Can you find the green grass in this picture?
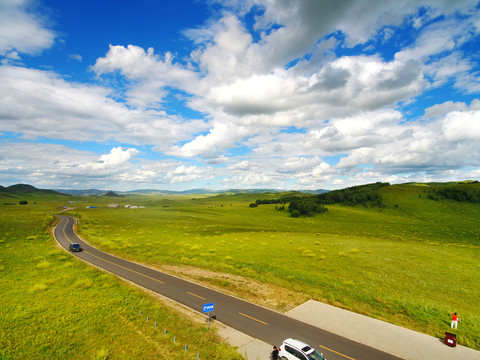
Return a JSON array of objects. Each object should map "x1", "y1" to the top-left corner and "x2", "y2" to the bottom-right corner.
[
  {"x1": 67, "y1": 185, "x2": 480, "y2": 350},
  {"x1": 0, "y1": 199, "x2": 243, "y2": 359},
  {"x1": 2, "y1": 183, "x2": 480, "y2": 354}
]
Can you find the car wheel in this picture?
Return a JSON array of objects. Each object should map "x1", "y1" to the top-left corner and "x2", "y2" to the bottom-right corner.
[{"x1": 281, "y1": 357, "x2": 288, "y2": 360}]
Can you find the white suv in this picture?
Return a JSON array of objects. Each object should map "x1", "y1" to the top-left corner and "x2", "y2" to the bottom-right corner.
[{"x1": 278, "y1": 338, "x2": 326, "y2": 360}]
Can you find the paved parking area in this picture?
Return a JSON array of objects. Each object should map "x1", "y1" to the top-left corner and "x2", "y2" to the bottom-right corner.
[{"x1": 221, "y1": 299, "x2": 480, "y2": 360}]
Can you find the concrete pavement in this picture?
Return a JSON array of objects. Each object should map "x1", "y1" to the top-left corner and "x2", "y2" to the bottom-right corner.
[{"x1": 221, "y1": 300, "x2": 480, "y2": 360}]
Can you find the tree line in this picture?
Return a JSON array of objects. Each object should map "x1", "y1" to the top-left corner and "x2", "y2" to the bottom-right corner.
[
  {"x1": 428, "y1": 187, "x2": 480, "y2": 203},
  {"x1": 250, "y1": 182, "x2": 390, "y2": 217},
  {"x1": 315, "y1": 182, "x2": 389, "y2": 206},
  {"x1": 249, "y1": 193, "x2": 327, "y2": 217}
]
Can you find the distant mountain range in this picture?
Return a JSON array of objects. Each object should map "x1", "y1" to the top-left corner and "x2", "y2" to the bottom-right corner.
[
  {"x1": 0, "y1": 184, "x2": 64, "y2": 196},
  {"x1": 55, "y1": 188, "x2": 330, "y2": 196},
  {"x1": 1, "y1": 184, "x2": 329, "y2": 197},
  {"x1": 2, "y1": 181, "x2": 479, "y2": 198}
]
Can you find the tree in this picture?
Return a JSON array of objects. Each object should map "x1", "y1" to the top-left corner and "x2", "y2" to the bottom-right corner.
[
  {"x1": 289, "y1": 198, "x2": 327, "y2": 216},
  {"x1": 290, "y1": 210, "x2": 300, "y2": 218}
]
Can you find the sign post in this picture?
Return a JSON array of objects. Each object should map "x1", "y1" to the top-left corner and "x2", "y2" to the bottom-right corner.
[{"x1": 202, "y1": 302, "x2": 214, "y2": 330}]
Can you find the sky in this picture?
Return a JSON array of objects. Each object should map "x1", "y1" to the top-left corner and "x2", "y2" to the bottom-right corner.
[{"x1": 1, "y1": 0, "x2": 480, "y2": 191}]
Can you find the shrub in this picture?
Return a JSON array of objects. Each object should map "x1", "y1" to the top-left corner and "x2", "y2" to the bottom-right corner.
[
  {"x1": 289, "y1": 198, "x2": 327, "y2": 216},
  {"x1": 316, "y1": 182, "x2": 389, "y2": 206}
]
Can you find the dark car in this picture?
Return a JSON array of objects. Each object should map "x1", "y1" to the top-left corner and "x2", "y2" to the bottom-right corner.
[{"x1": 69, "y1": 243, "x2": 82, "y2": 252}]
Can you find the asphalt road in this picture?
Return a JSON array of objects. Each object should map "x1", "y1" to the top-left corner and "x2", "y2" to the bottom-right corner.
[{"x1": 54, "y1": 215, "x2": 402, "y2": 360}]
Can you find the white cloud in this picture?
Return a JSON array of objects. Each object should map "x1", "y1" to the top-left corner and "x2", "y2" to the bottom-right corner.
[
  {"x1": 296, "y1": 161, "x2": 334, "y2": 187},
  {"x1": 164, "y1": 165, "x2": 214, "y2": 184},
  {"x1": 0, "y1": 66, "x2": 207, "y2": 149},
  {"x1": 247, "y1": 0, "x2": 477, "y2": 63},
  {"x1": 276, "y1": 156, "x2": 324, "y2": 175},
  {"x1": 170, "y1": 122, "x2": 253, "y2": 158},
  {"x1": 228, "y1": 173, "x2": 282, "y2": 188},
  {"x1": 93, "y1": 45, "x2": 199, "y2": 108},
  {"x1": 68, "y1": 54, "x2": 82, "y2": 62},
  {"x1": 332, "y1": 103, "x2": 480, "y2": 174},
  {"x1": 394, "y1": 9, "x2": 480, "y2": 92},
  {"x1": 228, "y1": 160, "x2": 255, "y2": 172},
  {"x1": 0, "y1": 142, "x2": 113, "y2": 188},
  {"x1": 2, "y1": 0, "x2": 480, "y2": 190},
  {"x1": 0, "y1": 141, "x2": 217, "y2": 189},
  {"x1": 91, "y1": 147, "x2": 139, "y2": 170},
  {"x1": 424, "y1": 101, "x2": 468, "y2": 119},
  {"x1": 0, "y1": 0, "x2": 55, "y2": 55},
  {"x1": 442, "y1": 109, "x2": 480, "y2": 142}
]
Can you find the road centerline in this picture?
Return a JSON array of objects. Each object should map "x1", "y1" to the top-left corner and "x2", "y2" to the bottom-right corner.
[
  {"x1": 58, "y1": 216, "x2": 164, "y2": 286},
  {"x1": 187, "y1": 291, "x2": 206, "y2": 300},
  {"x1": 85, "y1": 250, "x2": 165, "y2": 285},
  {"x1": 239, "y1": 312, "x2": 268, "y2": 325},
  {"x1": 53, "y1": 215, "x2": 404, "y2": 360},
  {"x1": 318, "y1": 344, "x2": 356, "y2": 360}
]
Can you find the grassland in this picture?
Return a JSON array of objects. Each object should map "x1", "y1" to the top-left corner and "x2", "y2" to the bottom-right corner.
[
  {"x1": 2, "y1": 182, "x2": 479, "y2": 356},
  {"x1": 0, "y1": 195, "x2": 243, "y2": 359},
  {"x1": 66, "y1": 184, "x2": 480, "y2": 350}
]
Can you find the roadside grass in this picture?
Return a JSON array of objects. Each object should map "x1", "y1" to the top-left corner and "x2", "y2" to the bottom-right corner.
[
  {"x1": 70, "y1": 186, "x2": 480, "y2": 350},
  {"x1": 0, "y1": 200, "x2": 243, "y2": 359}
]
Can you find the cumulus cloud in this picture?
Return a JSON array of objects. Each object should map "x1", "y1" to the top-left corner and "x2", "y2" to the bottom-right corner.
[
  {"x1": 333, "y1": 103, "x2": 480, "y2": 174},
  {"x1": 2, "y1": 0, "x2": 480, "y2": 190},
  {"x1": 442, "y1": 108, "x2": 480, "y2": 142},
  {"x1": 0, "y1": 66, "x2": 208, "y2": 148},
  {"x1": 164, "y1": 165, "x2": 215, "y2": 183},
  {"x1": 424, "y1": 101, "x2": 469, "y2": 119},
  {"x1": 169, "y1": 122, "x2": 253, "y2": 158},
  {"x1": 0, "y1": 142, "x2": 115, "y2": 188},
  {"x1": 92, "y1": 45, "x2": 198, "y2": 108},
  {"x1": 91, "y1": 147, "x2": 140, "y2": 170},
  {"x1": 0, "y1": 141, "x2": 217, "y2": 189},
  {"x1": 0, "y1": 0, "x2": 55, "y2": 55}
]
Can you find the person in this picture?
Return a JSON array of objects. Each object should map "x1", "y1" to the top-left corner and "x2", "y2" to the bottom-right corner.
[
  {"x1": 271, "y1": 345, "x2": 279, "y2": 360},
  {"x1": 451, "y1": 312, "x2": 459, "y2": 329}
]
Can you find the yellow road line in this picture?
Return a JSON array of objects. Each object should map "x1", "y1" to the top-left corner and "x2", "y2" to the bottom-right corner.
[
  {"x1": 187, "y1": 292, "x2": 206, "y2": 300},
  {"x1": 317, "y1": 345, "x2": 356, "y2": 360},
  {"x1": 239, "y1": 312, "x2": 268, "y2": 325},
  {"x1": 85, "y1": 250, "x2": 165, "y2": 284},
  {"x1": 60, "y1": 218, "x2": 164, "y2": 285}
]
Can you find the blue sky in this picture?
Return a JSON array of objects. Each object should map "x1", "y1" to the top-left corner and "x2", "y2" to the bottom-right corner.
[{"x1": 1, "y1": 0, "x2": 480, "y2": 191}]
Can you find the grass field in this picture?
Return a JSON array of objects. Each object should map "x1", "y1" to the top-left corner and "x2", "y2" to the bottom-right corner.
[
  {"x1": 67, "y1": 184, "x2": 480, "y2": 350},
  {"x1": 2, "y1": 182, "x2": 479, "y2": 357},
  {"x1": 0, "y1": 196, "x2": 243, "y2": 359}
]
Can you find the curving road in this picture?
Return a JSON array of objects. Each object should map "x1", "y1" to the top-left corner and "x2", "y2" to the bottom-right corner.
[{"x1": 54, "y1": 215, "x2": 401, "y2": 360}]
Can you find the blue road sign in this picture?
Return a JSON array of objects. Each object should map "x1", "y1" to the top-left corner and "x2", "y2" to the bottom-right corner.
[{"x1": 202, "y1": 302, "x2": 214, "y2": 313}]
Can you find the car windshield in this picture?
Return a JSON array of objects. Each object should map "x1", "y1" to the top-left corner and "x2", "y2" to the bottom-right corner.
[
  {"x1": 72, "y1": 244, "x2": 80, "y2": 248},
  {"x1": 306, "y1": 350, "x2": 325, "y2": 360}
]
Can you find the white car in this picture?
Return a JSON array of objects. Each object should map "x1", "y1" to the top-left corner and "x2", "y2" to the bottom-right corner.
[{"x1": 278, "y1": 338, "x2": 326, "y2": 360}]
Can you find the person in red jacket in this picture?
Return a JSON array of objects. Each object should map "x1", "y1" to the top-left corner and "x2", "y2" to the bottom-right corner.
[{"x1": 451, "y1": 312, "x2": 459, "y2": 329}]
